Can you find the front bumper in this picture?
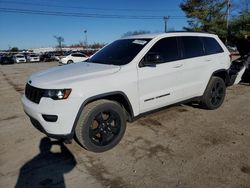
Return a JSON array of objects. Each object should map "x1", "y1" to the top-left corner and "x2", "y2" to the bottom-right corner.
[{"x1": 21, "y1": 94, "x2": 82, "y2": 137}]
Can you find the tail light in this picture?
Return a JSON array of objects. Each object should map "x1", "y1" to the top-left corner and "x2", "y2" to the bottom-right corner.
[{"x1": 229, "y1": 54, "x2": 233, "y2": 62}]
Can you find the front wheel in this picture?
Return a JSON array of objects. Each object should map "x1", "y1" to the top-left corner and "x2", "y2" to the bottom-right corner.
[
  {"x1": 67, "y1": 60, "x2": 73, "y2": 64},
  {"x1": 75, "y1": 99, "x2": 127, "y2": 152},
  {"x1": 201, "y1": 76, "x2": 226, "y2": 110}
]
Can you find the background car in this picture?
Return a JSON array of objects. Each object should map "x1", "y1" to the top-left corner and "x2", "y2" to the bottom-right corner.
[
  {"x1": 40, "y1": 54, "x2": 54, "y2": 62},
  {"x1": 59, "y1": 52, "x2": 88, "y2": 64},
  {"x1": 0, "y1": 56, "x2": 14, "y2": 65},
  {"x1": 27, "y1": 54, "x2": 40, "y2": 62},
  {"x1": 13, "y1": 54, "x2": 26, "y2": 63}
]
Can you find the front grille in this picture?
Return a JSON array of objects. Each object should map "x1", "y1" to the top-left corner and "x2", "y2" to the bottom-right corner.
[{"x1": 25, "y1": 84, "x2": 45, "y2": 104}]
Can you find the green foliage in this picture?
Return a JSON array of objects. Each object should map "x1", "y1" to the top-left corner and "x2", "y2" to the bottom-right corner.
[
  {"x1": 230, "y1": 11, "x2": 250, "y2": 38},
  {"x1": 10, "y1": 47, "x2": 18, "y2": 52},
  {"x1": 122, "y1": 30, "x2": 150, "y2": 37},
  {"x1": 180, "y1": 0, "x2": 228, "y2": 38}
]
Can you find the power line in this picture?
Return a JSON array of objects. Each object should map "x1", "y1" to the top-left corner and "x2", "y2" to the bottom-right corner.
[
  {"x1": 0, "y1": 0, "x2": 181, "y2": 13},
  {"x1": 0, "y1": 7, "x2": 187, "y2": 20}
]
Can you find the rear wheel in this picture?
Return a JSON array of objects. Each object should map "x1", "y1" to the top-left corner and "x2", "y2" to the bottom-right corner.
[
  {"x1": 201, "y1": 77, "x2": 226, "y2": 110},
  {"x1": 75, "y1": 99, "x2": 126, "y2": 152},
  {"x1": 67, "y1": 60, "x2": 73, "y2": 64}
]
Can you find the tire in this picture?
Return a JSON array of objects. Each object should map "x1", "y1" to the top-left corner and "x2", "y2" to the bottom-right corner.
[
  {"x1": 201, "y1": 76, "x2": 226, "y2": 110},
  {"x1": 67, "y1": 60, "x2": 73, "y2": 64},
  {"x1": 75, "y1": 99, "x2": 127, "y2": 152}
]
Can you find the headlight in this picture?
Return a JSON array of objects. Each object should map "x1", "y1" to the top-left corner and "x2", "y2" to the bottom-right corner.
[{"x1": 44, "y1": 89, "x2": 71, "y2": 100}]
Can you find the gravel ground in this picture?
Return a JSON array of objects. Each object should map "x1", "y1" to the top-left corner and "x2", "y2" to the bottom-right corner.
[{"x1": 0, "y1": 62, "x2": 250, "y2": 188}]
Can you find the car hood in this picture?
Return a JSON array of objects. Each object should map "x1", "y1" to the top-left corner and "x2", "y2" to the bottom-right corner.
[{"x1": 28, "y1": 62, "x2": 121, "y2": 88}]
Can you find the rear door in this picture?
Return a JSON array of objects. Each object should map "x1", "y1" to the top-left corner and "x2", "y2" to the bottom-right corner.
[{"x1": 177, "y1": 36, "x2": 211, "y2": 98}]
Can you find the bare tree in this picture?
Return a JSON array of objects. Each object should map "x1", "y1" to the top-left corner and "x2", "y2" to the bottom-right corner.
[{"x1": 54, "y1": 35, "x2": 64, "y2": 52}]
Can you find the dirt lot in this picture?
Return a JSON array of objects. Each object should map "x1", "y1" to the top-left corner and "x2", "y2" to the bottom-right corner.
[{"x1": 0, "y1": 62, "x2": 250, "y2": 188}]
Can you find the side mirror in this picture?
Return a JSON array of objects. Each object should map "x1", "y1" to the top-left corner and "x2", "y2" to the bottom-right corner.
[{"x1": 142, "y1": 52, "x2": 163, "y2": 67}]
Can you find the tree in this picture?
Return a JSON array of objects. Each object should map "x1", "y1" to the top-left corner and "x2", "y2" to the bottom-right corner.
[
  {"x1": 122, "y1": 30, "x2": 150, "y2": 37},
  {"x1": 230, "y1": 11, "x2": 250, "y2": 38},
  {"x1": 54, "y1": 35, "x2": 64, "y2": 52},
  {"x1": 180, "y1": 0, "x2": 228, "y2": 38},
  {"x1": 10, "y1": 47, "x2": 18, "y2": 52}
]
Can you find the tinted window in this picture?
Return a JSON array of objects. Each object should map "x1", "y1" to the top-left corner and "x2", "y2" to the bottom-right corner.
[
  {"x1": 146, "y1": 37, "x2": 180, "y2": 63},
  {"x1": 71, "y1": 54, "x2": 78, "y2": 57},
  {"x1": 202, "y1": 37, "x2": 224, "y2": 55},
  {"x1": 78, "y1": 54, "x2": 86, "y2": 57},
  {"x1": 181, "y1": 36, "x2": 204, "y2": 58},
  {"x1": 88, "y1": 39, "x2": 151, "y2": 65}
]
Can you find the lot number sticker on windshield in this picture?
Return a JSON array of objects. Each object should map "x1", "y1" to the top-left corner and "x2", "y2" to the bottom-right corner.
[{"x1": 132, "y1": 40, "x2": 148, "y2": 45}]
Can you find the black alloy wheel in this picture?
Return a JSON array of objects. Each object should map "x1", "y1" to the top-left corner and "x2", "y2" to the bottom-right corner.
[{"x1": 75, "y1": 99, "x2": 127, "y2": 152}]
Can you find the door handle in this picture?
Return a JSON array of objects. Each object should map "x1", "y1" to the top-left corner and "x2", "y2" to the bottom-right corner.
[
  {"x1": 205, "y1": 59, "x2": 212, "y2": 62},
  {"x1": 173, "y1": 64, "x2": 183, "y2": 68}
]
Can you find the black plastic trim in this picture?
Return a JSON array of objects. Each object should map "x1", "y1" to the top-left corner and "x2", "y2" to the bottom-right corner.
[
  {"x1": 132, "y1": 96, "x2": 201, "y2": 122},
  {"x1": 26, "y1": 113, "x2": 72, "y2": 139},
  {"x1": 42, "y1": 114, "x2": 58, "y2": 122},
  {"x1": 211, "y1": 69, "x2": 230, "y2": 86}
]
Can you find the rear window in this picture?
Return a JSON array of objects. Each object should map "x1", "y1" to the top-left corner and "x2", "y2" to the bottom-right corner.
[
  {"x1": 202, "y1": 37, "x2": 224, "y2": 55},
  {"x1": 181, "y1": 36, "x2": 204, "y2": 59},
  {"x1": 146, "y1": 37, "x2": 180, "y2": 63}
]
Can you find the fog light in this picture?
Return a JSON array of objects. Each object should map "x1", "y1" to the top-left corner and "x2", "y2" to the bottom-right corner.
[{"x1": 42, "y1": 114, "x2": 58, "y2": 122}]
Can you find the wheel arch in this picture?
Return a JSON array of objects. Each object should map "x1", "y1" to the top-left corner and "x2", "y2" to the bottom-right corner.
[
  {"x1": 211, "y1": 69, "x2": 230, "y2": 86},
  {"x1": 70, "y1": 91, "x2": 134, "y2": 137}
]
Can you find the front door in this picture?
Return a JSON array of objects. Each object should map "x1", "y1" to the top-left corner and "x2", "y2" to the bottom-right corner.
[{"x1": 138, "y1": 37, "x2": 185, "y2": 113}]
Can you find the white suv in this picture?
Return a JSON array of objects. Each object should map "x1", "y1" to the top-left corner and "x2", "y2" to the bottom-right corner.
[{"x1": 22, "y1": 32, "x2": 245, "y2": 152}]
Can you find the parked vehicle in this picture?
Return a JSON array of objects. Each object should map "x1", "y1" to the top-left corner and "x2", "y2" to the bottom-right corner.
[
  {"x1": 22, "y1": 32, "x2": 245, "y2": 152},
  {"x1": 0, "y1": 56, "x2": 14, "y2": 65},
  {"x1": 226, "y1": 45, "x2": 238, "y2": 53},
  {"x1": 40, "y1": 54, "x2": 54, "y2": 62},
  {"x1": 59, "y1": 53, "x2": 88, "y2": 64},
  {"x1": 240, "y1": 53, "x2": 250, "y2": 84},
  {"x1": 52, "y1": 52, "x2": 70, "y2": 61},
  {"x1": 27, "y1": 54, "x2": 40, "y2": 62},
  {"x1": 13, "y1": 54, "x2": 27, "y2": 63}
]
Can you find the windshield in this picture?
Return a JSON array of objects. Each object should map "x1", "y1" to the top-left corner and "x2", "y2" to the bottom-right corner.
[
  {"x1": 87, "y1": 38, "x2": 151, "y2": 65},
  {"x1": 30, "y1": 55, "x2": 38, "y2": 57},
  {"x1": 16, "y1": 55, "x2": 24, "y2": 58}
]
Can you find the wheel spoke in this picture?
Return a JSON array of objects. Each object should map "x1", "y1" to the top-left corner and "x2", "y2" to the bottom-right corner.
[
  {"x1": 100, "y1": 132, "x2": 109, "y2": 145},
  {"x1": 108, "y1": 125, "x2": 118, "y2": 134},
  {"x1": 92, "y1": 127, "x2": 101, "y2": 136},
  {"x1": 89, "y1": 109, "x2": 121, "y2": 147},
  {"x1": 106, "y1": 113, "x2": 115, "y2": 124},
  {"x1": 95, "y1": 113, "x2": 104, "y2": 124}
]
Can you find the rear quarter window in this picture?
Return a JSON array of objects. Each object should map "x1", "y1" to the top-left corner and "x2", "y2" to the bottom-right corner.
[{"x1": 202, "y1": 37, "x2": 224, "y2": 55}]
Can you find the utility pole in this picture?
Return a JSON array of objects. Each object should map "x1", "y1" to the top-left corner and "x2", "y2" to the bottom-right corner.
[
  {"x1": 163, "y1": 16, "x2": 170, "y2": 33},
  {"x1": 84, "y1": 29, "x2": 87, "y2": 47},
  {"x1": 226, "y1": 0, "x2": 231, "y2": 30},
  {"x1": 226, "y1": 0, "x2": 231, "y2": 44}
]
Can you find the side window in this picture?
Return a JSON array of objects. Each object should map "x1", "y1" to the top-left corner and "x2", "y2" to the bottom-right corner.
[
  {"x1": 202, "y1": 37, "x2": 224, "y2": 55},
  {"x1": 78, "y1": 54, "x2": 86, "y2": 57},
  {"x1": 146, "y1": 37, "x2": 180, "y2": 63},
  {"x1": 71, "y1": 54, "x2": 77, "y2": 57},
  {"x1": 181, "y1": 36, "x2": 204, "y2": 59}
]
